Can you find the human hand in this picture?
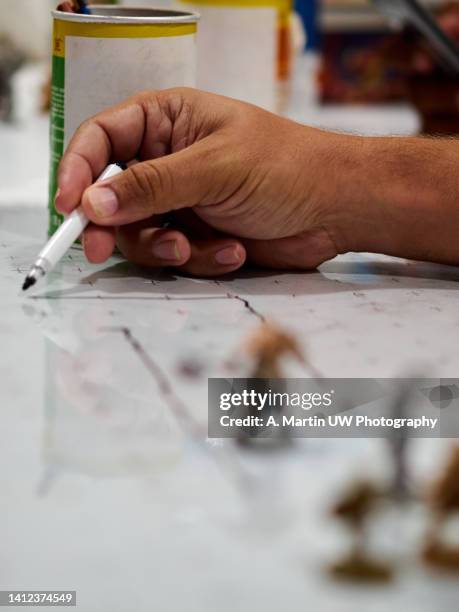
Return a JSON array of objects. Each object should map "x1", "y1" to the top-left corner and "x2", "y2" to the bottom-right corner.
[{"x1": 55, "y1": 88, "x2": 348, "y2": 276}]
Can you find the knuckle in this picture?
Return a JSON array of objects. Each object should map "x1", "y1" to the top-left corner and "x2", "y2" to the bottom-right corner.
[
  {"x1": 124, "y1": 162, "x2": 171, "y2": 212},
  {"x1": 126, "y1": 164, "x2": 154, "y2": 200},
  {"x1": 74, "y1": 115, "x2": 98, "y2": 138},
  {"x1": 161, "y1": 86, "x2": 192, "y2": 100},
  {"x1": 136, "y1": 89, "x2": 157, "y2": 100},
  {"x1": 132, "y1": 89, "x2": 158, "y2": 107},
  {"x1": 75, "y1": 117, "x2": 91, "y2": 135}
]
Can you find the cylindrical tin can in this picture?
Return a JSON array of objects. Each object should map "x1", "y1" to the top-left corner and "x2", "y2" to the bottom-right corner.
[
  {"x1": 177, "y1": 0, "x2": 293, "y2": 113},
  {"x1": 49, "y1": 5, "x2": 199, "y2": 236}
]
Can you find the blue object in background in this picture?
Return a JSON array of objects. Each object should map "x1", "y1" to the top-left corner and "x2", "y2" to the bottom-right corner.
[
  {"x1": 76, "y1": 0, "x2": 92, "y2": 14},
  {"x1": 295, "y1": 0, "x2": 320, "y2": 50}
]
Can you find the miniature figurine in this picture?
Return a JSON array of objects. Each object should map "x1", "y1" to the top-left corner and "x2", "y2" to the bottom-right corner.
[
  {"x1": 237, "y1": 322, "x2": 304, "y2": 448},
  {"x1": 244, "y1": 321, "x2": 304, "y2": 379},
  {"x1": 387, "y1": 382, "x2": 414, "y2": 502},
  {"x1": 423, "y1": 446, "x2": 459, "y2": 572},
  {"x1": 328, "y1": 481, "x2": 394, "y2": 583}
]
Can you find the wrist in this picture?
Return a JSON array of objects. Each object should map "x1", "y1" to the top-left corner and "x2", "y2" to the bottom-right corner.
[
  {"x1": 321, "y1": 134, "x2": 405, "y2": 255},
  {"x1": 297, "y1": 129, "x2": 378, "y2": 255},
  {"x1": 310, "y1": 133, "x2": 459, "y2": 264}
]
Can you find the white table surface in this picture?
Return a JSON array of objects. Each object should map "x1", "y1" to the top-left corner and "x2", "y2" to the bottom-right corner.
[{"x1": 1, "y1": 57, "x2": 457, "y2": 612}]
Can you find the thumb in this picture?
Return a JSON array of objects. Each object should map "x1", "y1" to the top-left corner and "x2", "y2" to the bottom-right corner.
[{"x1": 81, "y1": 140, "x2": 216, "y2": 226}]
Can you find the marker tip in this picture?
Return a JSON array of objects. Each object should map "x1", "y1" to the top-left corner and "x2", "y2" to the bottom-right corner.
[{"x1": 22, "y1": 276, "x2": 37, "y2": 292}]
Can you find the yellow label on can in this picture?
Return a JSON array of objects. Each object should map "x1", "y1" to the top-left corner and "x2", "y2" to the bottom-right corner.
[{"x1": 53, "y1": 20, "x2": 197, "y2": 58}]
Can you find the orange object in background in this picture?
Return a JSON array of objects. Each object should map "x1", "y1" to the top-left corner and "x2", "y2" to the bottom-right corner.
[{"x1": 278, "y1": 3, "x2": 293, "y2": 82}]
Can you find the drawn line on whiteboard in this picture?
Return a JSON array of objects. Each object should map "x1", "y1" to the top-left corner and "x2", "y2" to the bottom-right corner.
[
  {"x1": 213, "y1": 281, "x2": 266, "y2": 323},
  {"x1": 231, "y1": 294, "x2": 266, "y2": 323},
  {"x1": 101, "y1": 325, "x2": 255, "y2": 495},
  {"x1": 29, "y1": 295, "x2": 233, "y2": 302}
]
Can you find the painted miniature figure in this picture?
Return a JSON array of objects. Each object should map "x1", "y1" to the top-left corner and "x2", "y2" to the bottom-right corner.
[
  {"x1": 245, "y1": 321, "x2": 304, "y2": 379},
  {"x1": 237, "y1": 322, "x2": 304, "y2": 448},
  {"x1": 329, "y1": 481, "x2": 394, "y2": 583},
  {"x1": 423, "y1": 446, "x2": 459, "y2": 572}
]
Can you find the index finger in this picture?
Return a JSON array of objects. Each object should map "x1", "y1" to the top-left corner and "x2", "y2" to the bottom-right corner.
[{"x1": 55, "y1": 99, "x2": 146, "y2": 214}]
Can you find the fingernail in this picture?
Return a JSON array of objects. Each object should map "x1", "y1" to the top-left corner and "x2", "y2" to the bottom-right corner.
[
  {"x1": 215, "y1": 246, "x2": 242, "y2": 266},
  {"x1": 153, "y1": 240, "x2": 181, "y2": 261},
  {"x1": 87, "y1": 187, "x2": 119, "y2": 218},
  {"x1": 54, "y1": 188, "x2": 62, "y2": 211}
]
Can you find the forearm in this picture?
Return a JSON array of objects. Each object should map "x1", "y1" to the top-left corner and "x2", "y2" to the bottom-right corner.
[{"x1": 322, "y1": 133, "x2": 459, "y2": 264}]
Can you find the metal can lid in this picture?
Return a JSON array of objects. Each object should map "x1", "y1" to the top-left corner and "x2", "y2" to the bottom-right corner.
[{"x1": 52, "y1": 5, "x2": 200, "y2": 25}]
